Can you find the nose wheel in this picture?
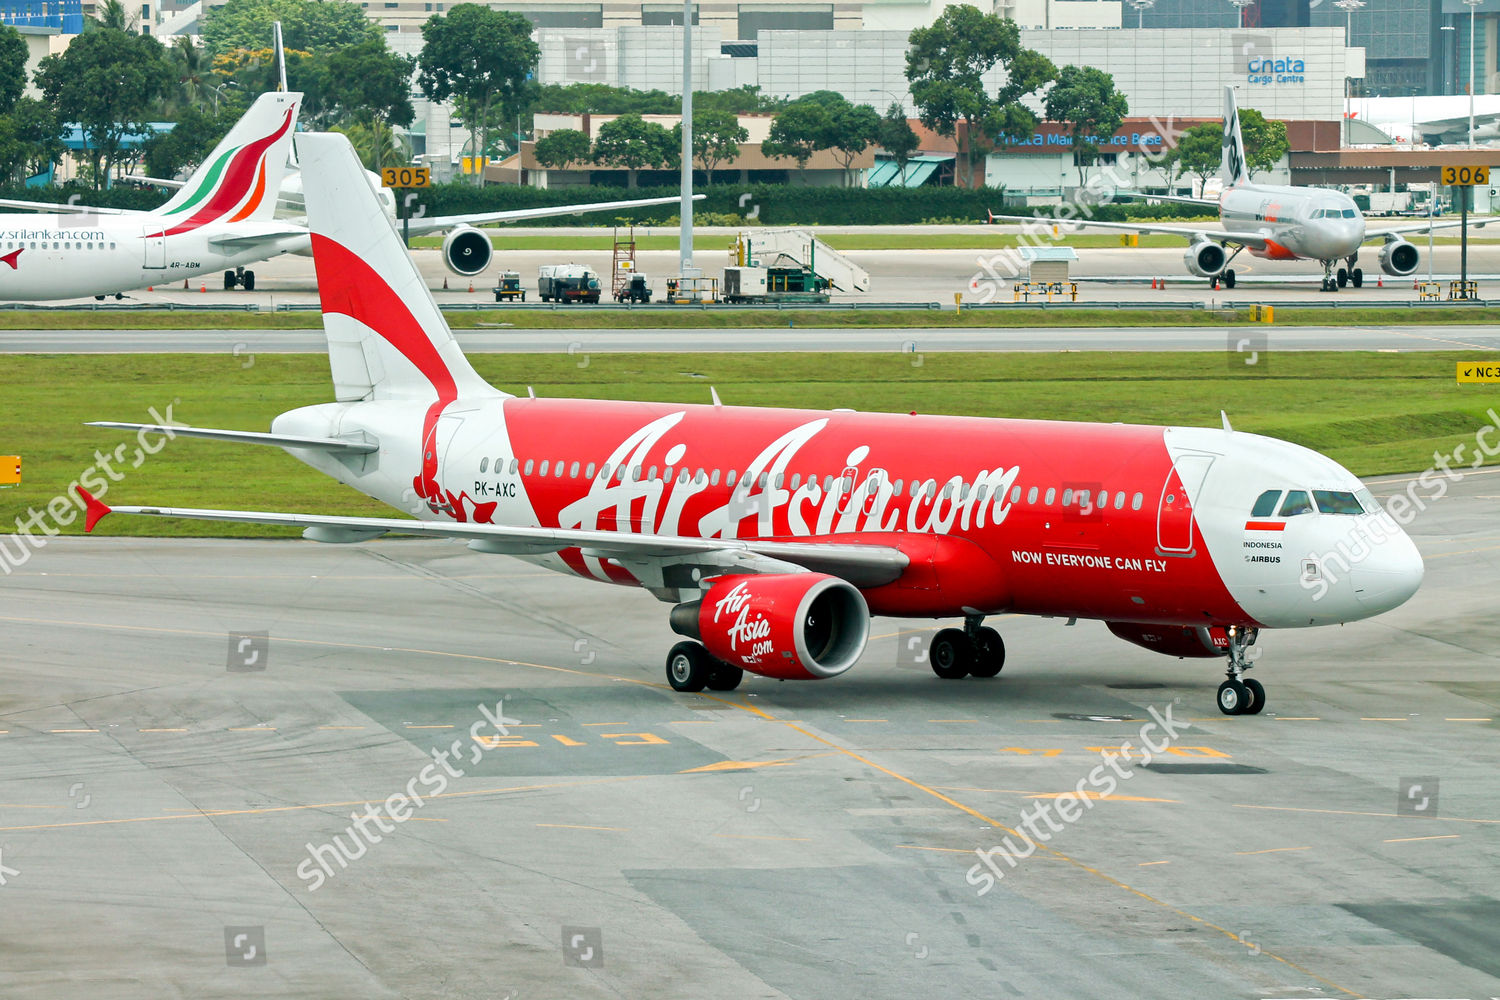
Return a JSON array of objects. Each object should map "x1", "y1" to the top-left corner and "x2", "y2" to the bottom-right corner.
[
  {"x1": 1216, "y1": 626, "x2": 1265, "y2": 715},
  {"x1": 929, "y1": 616, "x2": 1006, "y2": 679}
]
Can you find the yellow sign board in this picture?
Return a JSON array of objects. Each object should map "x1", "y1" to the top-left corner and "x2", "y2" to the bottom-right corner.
[
  {"x1": 1441, "y1": 165, "x2": 1490, "y2": 186},
  {"x1": 380, "y1": 166, "x2": 430, "y2": 188},
  {"x1": 0, "y1": 456, "x2": 19, "y2": 486},
  {"x1": 1456, "y1": 362, "x2": 1500, "y2": 383}
]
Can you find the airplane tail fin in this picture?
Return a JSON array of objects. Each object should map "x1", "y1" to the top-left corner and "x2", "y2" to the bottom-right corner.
[
  {"x1": 273, "y1": 21, "x2": 298, "y2": 168},
  {"x1": 1221, "y1": 86, "x2": 1249, "y2": 189},
  {"x1": 297, "y1": 131, "x2": 504, "y2": 404},
  {"x1": 153, "y1": 91, "x2": 300, "y2": 229}
]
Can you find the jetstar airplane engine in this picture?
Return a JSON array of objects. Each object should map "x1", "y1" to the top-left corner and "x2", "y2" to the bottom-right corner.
[
  {"x1": 442, "y1": 225, "x2": 492, "y2": 276},
  {"x1": 1379, "y1": 237, "x2": 1419, "y2": 277},
  {"x1": 1183, "y1": 237, "x2": 1227, "y2": 278},
  {"x1": 1107, "y1": 621, "x2": 1230, "y2": 658},
  {"x1": 669, "y1": 573, "x2": 870, "y2": 680}
]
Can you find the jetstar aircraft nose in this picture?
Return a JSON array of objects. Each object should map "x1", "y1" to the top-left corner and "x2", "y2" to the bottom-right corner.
[{"x1": 1349, "y1": 528, "x2": 1424, "y2": 615}]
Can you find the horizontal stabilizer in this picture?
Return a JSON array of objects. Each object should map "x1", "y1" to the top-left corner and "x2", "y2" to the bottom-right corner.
[{"x1": 85, "y1": 422, "x2": 377, "y2": 454}]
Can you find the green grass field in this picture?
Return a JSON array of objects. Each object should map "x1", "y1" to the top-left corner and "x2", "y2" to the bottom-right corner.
[
  {"x1": 1, "y1": 351, "x2": 1496, "y2": 539},
  {"x1": 4, "y1": 305, "x2": 1500, "y2": 330}
]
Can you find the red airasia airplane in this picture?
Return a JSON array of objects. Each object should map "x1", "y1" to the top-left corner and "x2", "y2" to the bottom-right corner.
[{"x1": 76, "y1": 133, "x2": 1424, "y2": 716}]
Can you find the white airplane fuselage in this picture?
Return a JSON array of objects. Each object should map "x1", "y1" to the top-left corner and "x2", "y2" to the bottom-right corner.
[
  {"x1": 1218, "y1": 183, "x2": 1366, "y2": 263},
  {"x1": 0, "y1": 214, "x2": 309, "y2": 300}
]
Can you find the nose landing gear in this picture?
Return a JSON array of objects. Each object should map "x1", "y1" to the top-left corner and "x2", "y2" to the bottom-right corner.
[
  {"x1": 929, "y1": 615, "x2": 1006, "y2": 679},
  {"x1": 1216, "y1": 625, "x2": 1265, "y2": 715}
]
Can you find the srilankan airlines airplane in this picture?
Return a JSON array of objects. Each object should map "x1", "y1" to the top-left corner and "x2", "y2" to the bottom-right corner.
[
  {"x1": 0, "y1": 96, "x2": 693, "y2": 299},
  {"x1": 990, "y1": 87, "x2": 1492, "y2": 292},
  {"x1": 75, "y1": 132, "x2": 1424, "y2": 716}
]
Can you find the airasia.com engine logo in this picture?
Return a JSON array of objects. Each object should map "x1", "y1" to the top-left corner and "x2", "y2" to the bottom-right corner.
[{"x1": 713, "y1": 581, "x2": 773, "y2": 663}]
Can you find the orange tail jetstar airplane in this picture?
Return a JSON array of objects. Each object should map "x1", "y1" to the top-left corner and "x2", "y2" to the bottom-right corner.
[
  {"x1": 990, "y1": 87, "x2": 1493, "y2": 292},
  {"x1": 77, "y1": 133, "x2": 1424, "y2": 716}
]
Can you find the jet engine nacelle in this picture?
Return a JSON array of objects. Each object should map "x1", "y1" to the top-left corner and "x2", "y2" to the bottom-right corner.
[
  {"x1": 670, "y1": 573, "x2": 869, "y2": 680},
  {"x1": 1107, "y1": 621, "x2": 1229, "y2": 658},
  {"x1": 1379, "y1": 237, "x2": 1419, "y2": 277},
  {"x1": 442, "y1": 225, "x2": 492, "y2": 276},
  {"x1": 1183, "y1": 238, "x2": 1227, "y2": 278}
]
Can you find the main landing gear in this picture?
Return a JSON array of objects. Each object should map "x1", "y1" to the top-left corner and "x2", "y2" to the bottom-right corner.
[
  {"x1": 1320, "y1": 258, "x2": 1362, "y2": 292},
  {"x1": 665, "y1": 640, "x2": 744, "y2": 693},
  {"x1": 928, "y1": 615, "x2": 1006, "y2": 680},
  {"x1": 223, "y1": 266, "x2": 256, "y2": 291},
  {"x1": 1215, "y1": 625, "x2": 1265, "y2": 716}
]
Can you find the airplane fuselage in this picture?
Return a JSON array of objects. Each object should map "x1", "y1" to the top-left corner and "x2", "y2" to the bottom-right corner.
[
  {"x1": 272, "y1": 396, "x2": 1421, "y2": 632},
  {"x1": 0, "y1": 213, "x2": 309, "y2": 300},
  {"x1": 1218, "y1": 183, "x2": 1366, "y2": 262}
]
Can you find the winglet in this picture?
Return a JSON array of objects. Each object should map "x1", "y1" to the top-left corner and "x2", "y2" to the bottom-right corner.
[
  {"x1": 75, "y1": 486, "x2": 111, "y2": 533},
  {"x1": 1221, "y1": 410, "x2": 1233, "y2": 432}
]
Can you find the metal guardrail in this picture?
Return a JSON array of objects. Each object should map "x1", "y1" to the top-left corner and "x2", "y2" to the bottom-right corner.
[{"x1": 1, "y1": 298, "x2": 1494, "y2": 314}]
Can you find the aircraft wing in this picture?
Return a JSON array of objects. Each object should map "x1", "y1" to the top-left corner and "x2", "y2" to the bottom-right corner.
[
  {"x1": 0, "y1": 198, "x2": 145, "y2": 216},
  {"x1": 75, "y1": 488, "x2": 909, "y2": 590},
  {"x1": 1364, "y1": 217, "x2": 1500, "y2": 241},
  {"x1": 86, "y1": 422, "x2": 376, "y2": 455},
  {"x1": 986, "y1": 212, "x2": 1269, "y2": 250},
  {"x1": 404, "y1": 193, "x2": 705, "y2": 237}
]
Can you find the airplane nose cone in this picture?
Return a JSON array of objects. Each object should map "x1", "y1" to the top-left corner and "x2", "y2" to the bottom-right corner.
[{"x1": 1349, "y1": 530, "x2": 1424, "y2": 614}]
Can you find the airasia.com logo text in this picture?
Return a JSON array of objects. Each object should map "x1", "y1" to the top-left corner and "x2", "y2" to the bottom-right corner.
[{"x1": 713, "y1": 581, "x2": 773, "y2": 663}]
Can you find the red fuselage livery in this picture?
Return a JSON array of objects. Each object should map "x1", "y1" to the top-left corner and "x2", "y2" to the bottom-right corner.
[{"x1": 79, "y1": 133, "x2": 1424, "y2": 716}]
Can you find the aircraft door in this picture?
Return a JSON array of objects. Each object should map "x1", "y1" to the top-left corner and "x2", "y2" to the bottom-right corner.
[
  {"x1": 1157, "y1": 454, "x2": 1214, "y2": 556},
  {"x1": 142, "y1": 227, "x2": 166, "y2": 269}
]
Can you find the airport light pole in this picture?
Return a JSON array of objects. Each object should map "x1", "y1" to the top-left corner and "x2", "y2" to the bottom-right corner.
[
  {"x1": 209, "y1": 80, "x2": 239, "y2": 115},
  {"x1": 679, "y1": 0, "x2": 695, "y2": 281},
  {"x1": 1465, "y1": 0, "x2": 1482, "y2": 147},
  {"x1": 1333, "y1": 0, "x2": 1365, "y2": 107},
  {"x1": 1127, "y1": 0, "x2": 1154, "y2": 29},
  {"x1": 1228, "y1": 0, "x2": 1254, "y2": 29}
]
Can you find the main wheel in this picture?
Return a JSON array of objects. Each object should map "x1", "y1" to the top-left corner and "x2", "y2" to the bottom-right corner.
[
  {"x1": 929, "y1": 628, "x2": 973, "y2": 679},
  {"x1": 1336, "y1": 267, "x2": 1348, "y2": 288},
  {"x1": 223, "y1": 269, "x2": 237, "y2": 290},
  {"x1": 242, "y1": 270, "x2": 255, "y2": 291},
  {"x1": 1351, "y1": 267, "x2": 1363, "y2": 288},
  {"x1": 706, "y1": 663, "x2": 744, "y2": 691},
  {"x1": 666, "y1": 641, "x2": 711, "y2": 692},
  {"x1": 969, "y1": 626, "x2": 1005, "y2": 678},
  {"x1": 1223, "y1": 269, "x2": 1237, "y2": 289},
  {"x1": 1217, "y1": 679, "x2": 1251, "y2": 715},
  {"x1": 1242, "y1": 677, "x2": 1266, "y2": 715}
]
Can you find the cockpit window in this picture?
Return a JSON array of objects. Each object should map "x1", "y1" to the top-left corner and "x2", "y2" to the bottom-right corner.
[
  {"x1": 1342, "y1": 208, "x2": 1359, "y2": 218},
  {"x1": 1354, "y1": 487, "x2": 1383, "y2": 515},
  {"x1": 1251, "y1": 489, "x2": 1282, "y2": 517},
  {"x1": 1278, "y1": 490, "x2": 1313, "y2": 516},
  {"x1": 1314, "y1": 489, "x2": 1365, "y2": 515}
]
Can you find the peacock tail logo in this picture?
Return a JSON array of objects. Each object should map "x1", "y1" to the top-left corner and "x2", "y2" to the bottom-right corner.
[{"x1": 154, "y1": 105, "x2": 295, "y2": 237}]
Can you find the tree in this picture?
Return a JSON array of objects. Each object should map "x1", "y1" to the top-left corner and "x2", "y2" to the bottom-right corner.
[
  {"x1": 1239, "y1": 108, "x2": 1289, "y2": 178},
  {"x1": 334, "y1": 121, "x2": 411, "y2": 172},
  {"x1": 418, "y1": 5, "x2": 539, "y2": 186},
  {"x1": 762, "y1": 101, "x2": 832, "y2": 177},
  {"x1": 0, "y1": 26, "x2": 27, "y2": 113},
  {"x1": 202, "y1": 0, "x2": 379, "y2": 57},
  {"x1": 34, "y1": 29, "x2": 172, "y2": 188},
  {"x1": 533, "y1": 128, "x2": 592, "y2": 169},
  {"x1": 0, "y1": 97, "x2": 63, "y2": 185},
  {"x1": 825, "y1": 100, "x2": 881, "y2": 185},
  {"x1": 141, "y1": 105, "x2": 230, "y2": 178},
  {"x1": 877, "y1": 103, "x2": 920, "y2": 185},
  {"x1": 165, "y1": 37, "x2": 212, "y2": 113},
  {"x1": 1043, "y1": 64, "x2": 1128, "y2": 185},
  {"x1": 906, "y1": 6, "x2": 1055, "y2": 188},
  {"x1": 592, "y1": 113, "x2": 675, "y2": 187},
  {"x1": 326, "y1": 38, "x2": 415, "y2": 170},
  {"x1": 90, "y1": 0, "x2": 135, "y2": 31},
  {"x1": 1167, "y1": 122, "x2": 1223, "y2": 194},
  {"x1": 686, "y1": 107, "x2": 747, "y2": 181}
]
